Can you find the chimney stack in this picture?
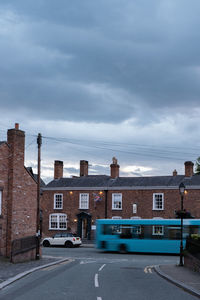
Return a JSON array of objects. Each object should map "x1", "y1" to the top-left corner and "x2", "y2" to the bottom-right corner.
[
  {"x1": 184, "y1": 161, "x2": 194, "y2": 177},
  {"x1": 110, "y1": 157, "x2": 120, "y2": 178},
  {"x1": 7, "y1": 123, "x2": 25, "y2": 168},
  {"x1": 80, "y1": 160, "x2": 88, "y2": 176},
  {"x1": 173, "y1": 169, "x2": 177, "y2": 176},
  {"x1": 54, "y1": 160, "x2": 63, "y2": 179}
]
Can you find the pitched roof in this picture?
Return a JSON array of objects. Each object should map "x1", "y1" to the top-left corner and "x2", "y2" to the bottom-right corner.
[
  {"x1": 26, "y1": 167, "x2": 46, "y2": 187},
  {"x1": 45, "y1": 174, "x2": 200, "y2": 189}
]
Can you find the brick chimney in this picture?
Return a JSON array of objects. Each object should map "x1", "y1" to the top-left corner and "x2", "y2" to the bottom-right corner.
[
  {"x1": 7, "y1": 123, "x2": 25, "y2": 168},
  {"x1": 6, "y1": 124, "x2": 25, "y2": 256},
  {"x1": 184, "y1": 161, "x2": 194, "y2": 177},
  {"x1": 110, "y1": 157, "x2": 120, "y2": 178},
  {"x1": 54, "y1": 160, "x2": 63, "y2": 179},
  {"x1": 80, "y1": 160, "x2": 88, "y2": 176},
  {"x1": 173, "y1": 169, "x2": 177, "y2": 176}
]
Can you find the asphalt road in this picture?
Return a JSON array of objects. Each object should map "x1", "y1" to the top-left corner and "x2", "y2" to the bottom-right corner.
[{"x1": 0, "y1": 247, "x2": 197, "y2": 300}]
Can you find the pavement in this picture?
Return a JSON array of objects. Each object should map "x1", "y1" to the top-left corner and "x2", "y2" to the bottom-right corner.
[
  {"x1": 0, "y1": 245, "x2": 200, "y2": 298},
  {"x1": 154, "y1": 264, "x2": 200, "y2": 298}
]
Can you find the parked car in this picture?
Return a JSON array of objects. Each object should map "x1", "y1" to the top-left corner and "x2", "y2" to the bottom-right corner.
[{"x1": 42, "y1": 233, "x2": 82, "y2": 248}]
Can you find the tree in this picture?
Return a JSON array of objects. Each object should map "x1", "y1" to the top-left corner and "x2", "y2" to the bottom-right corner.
[{"x1": 195, "y1": 157, "x2": 200, "y2": 174}]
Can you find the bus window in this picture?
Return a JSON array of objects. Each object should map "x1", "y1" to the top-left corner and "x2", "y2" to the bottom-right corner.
[
  {"x1": 167, "y1": 226, "x2": 181, "y2": 240},
  {"x1": 120, "y1": 225, "x2": 132, "y2": 239},
  {"x1": 132, "y1": 225, "x2": 141, "y2": 235},
  {"x1": 102, "y1": 224, "x2": 121, "y2": 235}
]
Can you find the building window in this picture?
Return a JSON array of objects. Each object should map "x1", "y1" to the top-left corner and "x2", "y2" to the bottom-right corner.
[
  {"x1": 49, "y1": 213, "x2": 67, "y2": 230},
  {"x1": 0, "y1": 190, "x2": 2, "y2": 215},
  {"x1": 54, "y1": 194, "x2": 63, "y2": 209},
  {"x1": 79, "y1": 193, "x2": 89, "y2": 209},
  {"x1": 152, "y1": 225, "x2": 164, "y2": 235},
  {"x1": 133, "y1": 203, "x2": 137, "y2": 214},
  {"x1": 153, "y1": 193, "x2": 164, "y2": 210},
  {"x1": 112, "y1": 193, "x2": 122, "y2": 210}
]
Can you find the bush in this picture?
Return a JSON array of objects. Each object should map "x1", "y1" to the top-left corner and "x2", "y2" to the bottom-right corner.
[{"x1": 191, "y1": 234, "x2": 200, "y2": 241}]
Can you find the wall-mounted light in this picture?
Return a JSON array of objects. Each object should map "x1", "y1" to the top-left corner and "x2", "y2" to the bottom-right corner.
[
  {"x1": 74, "y1": 219, "x2": 77, "y2": 222},
  {"x1": 99, "y1": 191, "x2": 103, "y2": 195},
  {"x1": 70, "y1": 191, "x2": 73, "y2": 195}
]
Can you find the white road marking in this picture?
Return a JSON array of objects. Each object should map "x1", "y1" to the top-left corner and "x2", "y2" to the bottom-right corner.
[
  {"x1": 99, "y1": 264, "x2": 106, "y2": 272},
  {"x1": 144, "y1": 265, "x2": 154, "y2": 273},
  {"x1": 95, "y1": 273, "x2": 99, "y2": 288},
  {"x1": 80, "y1": 260, "x2": 96, "y2": 264},
  {"x1": 97, "y1": 297, "x2": 102, "y2": 300}
]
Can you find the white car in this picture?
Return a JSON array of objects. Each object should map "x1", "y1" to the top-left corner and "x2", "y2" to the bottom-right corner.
[{"x1": 42, "y1": 233, "x2": 82, "y2": 248}]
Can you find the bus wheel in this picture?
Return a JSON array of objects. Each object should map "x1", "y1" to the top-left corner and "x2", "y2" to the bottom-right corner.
[{"x1": 119, "y1": 244, "x2": 127, "y2": 254}]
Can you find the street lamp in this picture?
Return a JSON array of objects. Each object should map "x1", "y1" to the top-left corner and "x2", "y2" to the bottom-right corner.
[{"x1": 179, "y1": 182, "x2": 185, "y2": 266}]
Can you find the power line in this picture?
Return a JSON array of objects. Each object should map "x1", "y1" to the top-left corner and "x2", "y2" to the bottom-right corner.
[{"x1": 41, "y1": 135, "x2": 198, "y2": 162}]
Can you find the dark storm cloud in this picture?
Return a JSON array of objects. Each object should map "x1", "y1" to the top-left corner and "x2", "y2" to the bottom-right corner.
[{"x1": 1, "y1": 0, "x2": 200, "y2": 126}]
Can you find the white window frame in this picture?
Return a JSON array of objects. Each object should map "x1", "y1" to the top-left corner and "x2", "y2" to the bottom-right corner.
[
  {"x1": 112, "y1": 216, "x2": 122, "y2": 219},
  {"x1": 133, "y1": 203, "x2": 137, "y2": 214},
  {"x1": 54, "y1": 193, "x2": 63, "y2": 209},
  {"x1": 0, "y1": 190, "x2": 2, "y2": 215},
  {"x1": 152, "y1": 225, "x2": 164, "y2": 236},
  {"x1": 153, "y1": 193, "x2": 164, "y2": 210},
  {"x1": 112, "y1": 193, "x2": 122, "y2": 210},
  {"x1": 49, "y1": 213, "x2": 67, "y2": 230},
  {"x1": 79, "y1": 193, "x2": 89, "y2": 209}
]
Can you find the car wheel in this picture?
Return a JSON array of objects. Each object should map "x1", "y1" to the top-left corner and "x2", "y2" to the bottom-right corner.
[
  {"x1": 43, "y1": 240, "x2": 50, "y2": 247},
  {"x1": 119, "y1": 244, "x2": 127, "y2": 254},
  {"x1": 65, "y1": 241, "x2": 73, "y2": 248}
]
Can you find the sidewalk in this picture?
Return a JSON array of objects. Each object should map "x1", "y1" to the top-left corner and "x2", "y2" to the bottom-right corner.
[
  {"x1": 0, "y1": 243, "x2": 94, "y2": 290},
  {"x1": 0, "y1": 255, "x2": 69, "y2": 290},
  {"x1": 155, "y1": 264, "x2": 200, "y2": 298}
]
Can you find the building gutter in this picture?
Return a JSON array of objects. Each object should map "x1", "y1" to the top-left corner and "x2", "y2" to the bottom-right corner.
[{"x1": 42, "y1": 185, "x2": 200, "y2": 191}]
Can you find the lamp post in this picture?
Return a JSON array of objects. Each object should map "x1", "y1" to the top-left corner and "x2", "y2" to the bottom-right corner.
[{"x1": 179, "y1": 182, "x2": 185, "y2": 266}]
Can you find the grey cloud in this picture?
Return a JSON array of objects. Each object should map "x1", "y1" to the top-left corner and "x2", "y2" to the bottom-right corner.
[
  {"x1": 1, "y1": 0, "x2": 200, "y2": 126},
  {"x1": 1, "y1": 0, "x2": 200, "y2": 183}
]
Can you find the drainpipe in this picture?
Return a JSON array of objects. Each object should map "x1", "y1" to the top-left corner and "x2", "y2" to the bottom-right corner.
[{"x1": 104, "y1": 190, "x2": 108, "y2": 219}]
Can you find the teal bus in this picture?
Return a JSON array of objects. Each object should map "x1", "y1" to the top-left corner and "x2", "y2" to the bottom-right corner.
[{"x1": 96, "y1": 218, "x2": 200, "y2": 254}]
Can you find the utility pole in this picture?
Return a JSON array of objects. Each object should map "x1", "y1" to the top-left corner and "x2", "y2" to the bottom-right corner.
[{"x1": 36, "y1": 133, "x2": 42, "y2": 260}]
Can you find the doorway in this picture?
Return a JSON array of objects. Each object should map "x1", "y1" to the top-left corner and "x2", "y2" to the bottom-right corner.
[{"x1": 77, "y1": 212, "x2": 91, "y2": 240}]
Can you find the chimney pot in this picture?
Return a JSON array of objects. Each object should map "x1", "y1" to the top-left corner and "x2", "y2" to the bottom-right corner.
[
  {"x1": 173, "y1": 169, "x2": 177, "y2": 176},
  {"x1": 110, "y1": 157, "x2": 120, "y2": 178},
  {"x1": 15, "y1": 123, "x2": 19, "y2": 130}
]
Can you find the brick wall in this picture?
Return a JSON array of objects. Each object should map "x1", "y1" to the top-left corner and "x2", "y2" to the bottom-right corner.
[
  {"x1": 0, "y1": 143, "x2": 10, "y2": 256},
  {"x1": 41, "y1": 187, "x2": 200, "y2": 238},
  {"x1": 0, "y1": 125, "x2": 38, "y2": 261},
  {"x1": 184, "y1": 252, "x2": 200, "y2": 272}
]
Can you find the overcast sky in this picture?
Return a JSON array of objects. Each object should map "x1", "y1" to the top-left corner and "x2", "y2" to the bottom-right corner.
[{"x1": 0, "y1": 0, "x2": 200, "y2": 182}]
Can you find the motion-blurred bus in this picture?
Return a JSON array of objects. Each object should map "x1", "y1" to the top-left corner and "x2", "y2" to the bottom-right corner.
[{"x1": 96, "y1": 218, "x2": 200, "y2": 254}]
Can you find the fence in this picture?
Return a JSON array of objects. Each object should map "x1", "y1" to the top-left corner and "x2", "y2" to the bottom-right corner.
[
  {"x1": 186, "y1": 238, "x2": 200, "y2": 260},
  {"x1": 11, "y1": 235, "x2": 37, "y2": 257}
]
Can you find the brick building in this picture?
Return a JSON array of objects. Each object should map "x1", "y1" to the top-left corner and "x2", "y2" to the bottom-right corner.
[
  {"x1": 41, "y1": 158, "x2": 200, "y2": 240},
  {"x1": 0, "y1": 124, "x2": 38, "y2": 262}
]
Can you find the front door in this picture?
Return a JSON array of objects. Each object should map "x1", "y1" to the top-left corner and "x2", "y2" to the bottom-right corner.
[{"x1": 77, "y1": 212, "x2": 91, "y2": 240}]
